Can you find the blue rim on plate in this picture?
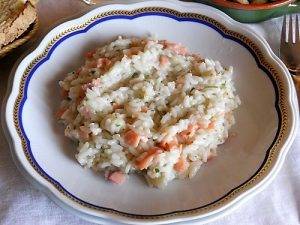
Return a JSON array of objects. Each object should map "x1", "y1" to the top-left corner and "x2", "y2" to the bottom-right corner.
[{"x1": 9, "y1": 5, "x2": 292, "y2": 222}]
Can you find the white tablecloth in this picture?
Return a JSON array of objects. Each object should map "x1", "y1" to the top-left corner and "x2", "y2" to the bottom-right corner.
[{"x1": 0, "y1": 6, "x2": 299, "y2": 225}]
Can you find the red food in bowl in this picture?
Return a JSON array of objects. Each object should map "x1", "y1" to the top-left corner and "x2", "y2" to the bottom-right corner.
[{"x1": 213, "y1": 0, "x2": 295, "y2": 10}]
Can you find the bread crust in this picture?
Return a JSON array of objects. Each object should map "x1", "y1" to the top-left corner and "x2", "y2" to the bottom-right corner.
[
  {"x1": 0, "y1": 0, "x2": 26, "y2": 33},
  {"x1": 0, "y1": 2, "x2": 37, "y2": 49}
]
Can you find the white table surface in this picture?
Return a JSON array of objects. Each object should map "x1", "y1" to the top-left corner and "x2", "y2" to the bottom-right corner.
[{"x1": 0, "y1": 1, "x2": 299, "y2": 224}]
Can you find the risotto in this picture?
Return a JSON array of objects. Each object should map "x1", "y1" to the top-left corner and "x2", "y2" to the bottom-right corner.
[{"x1": 57, "y1": 36, "x2": 240, "y2": 188}]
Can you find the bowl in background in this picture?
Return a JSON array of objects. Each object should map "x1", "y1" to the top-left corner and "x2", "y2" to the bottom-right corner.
[{"x1": 198, "y1": 0, "x2": 300, "y2": 23}]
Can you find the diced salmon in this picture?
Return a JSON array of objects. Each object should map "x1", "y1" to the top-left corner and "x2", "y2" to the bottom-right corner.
[
  {"x1": 179, "y1": 122, "x2": 215, "y2": 140},
  {"x1": 147, "y1": 146, "x2": 163, "y2": 155},
  {"x1": 145, "y1": 40, "x2": 155, "y2": 46},
  {"x1": 123, "y1": 129, "x2": 140, "y2": 148},
  {"x1": 196, "y1": 123, "x2": 207, "y2": 130},
  {"x1": 86, "y1": 60, "x2": 97, "y2": 68},
  {"x1": 165, "y1": 42, "x2": 188, "y2": 55},
  {"x1": 81, "y1": 83, "x2": 92, "y2": 91},
  {"x1": 135, "y1": 154, "x2": 154, "y2": 170},
  {"x1": 108, "y1": 171, "x2": 126, "y2": 185},
  {"x1": 177, "y1": 47, "x2": 188, "y2": 55},
  {"x1": 158, "y1": 137, "x2": 178, "y2": 151},
  {"x1": 159, "y1": 55, "x2": 169, "y2": 67},
  {"x1": 131, "y1": 38, "x2": 141, "y2": 47},
  {"x1": 91, "y1": 78, "x2": 101, "y2": 86},
  {"x1": 55, "y1": 107, "x2": 67, "y2": 119},
  {"x1": 125, "y1": 117, "x2": 135, "y2": 125},
  {"x1": 166, "y1": 139, "x2": 178, "y2": 150},
  {"x1": 97, "y1": 58, "x2": 104, "y2": 68},
  {"x1": 76, "y1": 97, "x2": 84, "y2": 106},
  {"x1": 158, "y1": 40, "x2": 167, "y2": 47},
  {"x1": 178, "y1": 130, "x2": 189, "y2": 140},
  {"x1": 178, "y1": 122, "x2": 215, "y2": 142},
  {"x1": 78, "y1": 130, "x2": 89, "y2": 140},
  {"x1": 78, "y1": 126, "x2": 90, "y2": 140},
  {"x1": 81, "y1": 78, "x2": 101, "y2": 91},
  {"x1": 76, "y1": 67, "x2": 82, "y2": 75},
  {"x1": 179, "y1": 124, "x2": 197, "y2": 140},
  {"x1": 79, "y1": 126, "x2": 90, "y2": 134},
  {"x1": 85, "y1": 50, "x2": 95, "y2": 59},
  {"x1": 124, "y1": 47, "x2": 143, "y2": 57},
  {"x1": 80, "y1": 106, "x2": 92, "y2": 119},
  {"x1": 174, "y1": 156, "x2": 189, "y2": 173},
  {"x1": 141, "y1": 106, "x2": 148, "y2": 113},
  {"x1": 130, "y1": 47, "x2": 143, "y2": 55},
  {"x1": 76, "y1": 88, "x2": 86, "y2": 104},
  {"x1": 80, "y1": 67, "x2": 90, "y2": 77},
  {"x1": 113, "y1": 103, "x2": 124, "y2": 110},
  {"x1": 97, "y1": 58, "x2": 112, "y2": 70},
  {"x1": 60, "y1": 89, "x2": 69, "y2": 98},
  {"x1": 176, "y1": 134, "x2": 185, "y2": 144},
  {"x1": 195, "y1": 84, "x2": 205, "y2": 91},
  {"x1": 136, "y1": 151, "x2": 148, "y2": 161},
  {"x1": 136, "y1": 147, "x2": 145, "y2": 153},
  {"x1": 207, "y1": 121, "x2": 215, "y2": 130},
  {"x1": 135, "y1": 147, "x2": 163, "y2": 170},
  {"x1": 79, "y1": 87, "x2": 86, "y2": 96}
]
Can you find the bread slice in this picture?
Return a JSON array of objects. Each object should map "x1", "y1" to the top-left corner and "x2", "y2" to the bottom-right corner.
[
  {"x1": 0, "y1": 1, "x2": 37, "y2": 49},
  {"x1": 0, "y1": 0, "x2": 26, "y2": 31}
]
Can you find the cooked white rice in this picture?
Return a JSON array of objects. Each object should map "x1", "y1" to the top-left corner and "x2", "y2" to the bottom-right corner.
[{"x1": 57, "y1": 36, "x2": 240, "y2": 188}]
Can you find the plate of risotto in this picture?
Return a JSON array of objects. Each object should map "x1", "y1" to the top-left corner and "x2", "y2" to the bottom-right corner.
[{"x1": 3, "y1": 0, "x2": 298, "y2": 224}]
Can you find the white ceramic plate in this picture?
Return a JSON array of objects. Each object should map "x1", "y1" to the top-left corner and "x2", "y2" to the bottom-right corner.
[{"x1": 3, "y1": 1, "x2": 299, "y2": 224}]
